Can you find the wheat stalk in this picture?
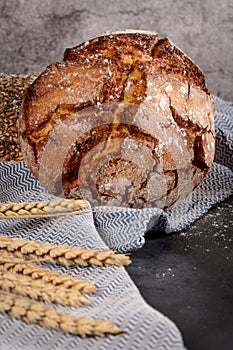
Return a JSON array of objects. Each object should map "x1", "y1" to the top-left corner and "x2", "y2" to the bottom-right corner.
[
  {"x1": 0, "y1": 291, "x2": 123, "y2": 336},
  {"x1": 0, "y1": 235, "x2": 131, "y2": 267},
  {"x1": 0, "y1": 270, "x2": 91, "y2": 307},
  {"x1": 0, "y1": 253, "x2": 96, "y2": 294},
  {"x1": 0, "y1": 199, "x2": 87, "y2": 219}
]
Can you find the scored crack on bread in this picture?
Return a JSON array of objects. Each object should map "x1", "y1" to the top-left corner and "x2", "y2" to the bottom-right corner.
[{"x1": 18, "y1": 30, "x2": 215, "y2": 209}]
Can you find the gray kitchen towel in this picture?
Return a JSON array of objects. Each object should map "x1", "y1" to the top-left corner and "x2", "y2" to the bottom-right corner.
[
  {"x1": 0, "y1": 162, "x2": 186, "y2": 350},
  {"x1": 0, "y1": 95, "x2": 232, "y2": 349}
]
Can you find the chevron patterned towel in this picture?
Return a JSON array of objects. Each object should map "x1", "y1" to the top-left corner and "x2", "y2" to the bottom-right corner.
[{"x1": 0, "y1": 96, "x2": 232, "y2": 349}]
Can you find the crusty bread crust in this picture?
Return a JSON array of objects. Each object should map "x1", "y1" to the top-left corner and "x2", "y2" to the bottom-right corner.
[{"x1": 19, "y1": 30, "x2": 215, "y2": 209}]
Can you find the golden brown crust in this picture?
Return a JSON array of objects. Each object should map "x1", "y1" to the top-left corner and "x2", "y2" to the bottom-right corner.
[
  {"x1": 19, "y1": 30, "x2": 215, "y2": 209},
  {"x1": 64, "y1": 33, "x2": 206, "y2": 91},
  {"x1": 64, "y1": 31, "x2": 159, "y2": 62},
  {"x1": 151, "y1": 38, "x2": 207, "y2": 90}
]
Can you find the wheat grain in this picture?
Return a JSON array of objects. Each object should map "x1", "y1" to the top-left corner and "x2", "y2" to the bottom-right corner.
[
  {"x1": 0, "y1": 234, "x2": 131, "y2": 266},
  {"x1": 0, "y1": 291, "x2": 123, "y2": 336},
  {"x1": 0, "y1": 198, "x2": 87, "y2": 219},
  {"x1": 0, "y1": 253, "x2": 96, "y2": 294},
  {"x1": 0, "y1": 270, "x2": 91, "y2": 307},
  {"x1": 0, "y1": 73, "x2": 38, "y2": 161}
]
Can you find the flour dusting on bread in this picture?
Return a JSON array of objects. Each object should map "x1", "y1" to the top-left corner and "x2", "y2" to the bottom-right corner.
[{"x1": 18, "y1": 30, "x2": 215, "y2": 209}]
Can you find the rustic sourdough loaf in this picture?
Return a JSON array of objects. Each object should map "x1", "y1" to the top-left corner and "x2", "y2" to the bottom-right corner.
[{"x1": 18, "y1": 30, "x2": 215, "y2": 209}]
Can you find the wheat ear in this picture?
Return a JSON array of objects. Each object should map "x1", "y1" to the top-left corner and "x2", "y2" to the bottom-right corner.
[
  {"x1": 0, "y1": 199, "x2": 87, "y2": 219},
  {"x1": 0, "y1": 292, "x2": 123, "y2": 336},
  {"x1": 0, "y1": 270, "x2": 91, "y2": 307},
  {"x1": 0, "y1": 253, "x2": 96, "y2": 294},
  {"x1": 0, "y1": 235, "x2": 131, "y2": 266}
]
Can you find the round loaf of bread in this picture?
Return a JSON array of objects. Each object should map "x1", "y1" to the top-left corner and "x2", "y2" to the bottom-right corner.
[{"x1": 18, "y1": 30, "x2": 215, "y2": 209}]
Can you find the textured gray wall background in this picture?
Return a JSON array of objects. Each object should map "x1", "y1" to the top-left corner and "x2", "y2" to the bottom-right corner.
[{"x1": 0, "y1": 0, "x2": 232, "y2": 100}]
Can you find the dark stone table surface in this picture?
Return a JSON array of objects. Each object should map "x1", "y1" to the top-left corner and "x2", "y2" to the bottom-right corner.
[{"x1": 126, "y1": 196, "x2": 233, "y2": 350}]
